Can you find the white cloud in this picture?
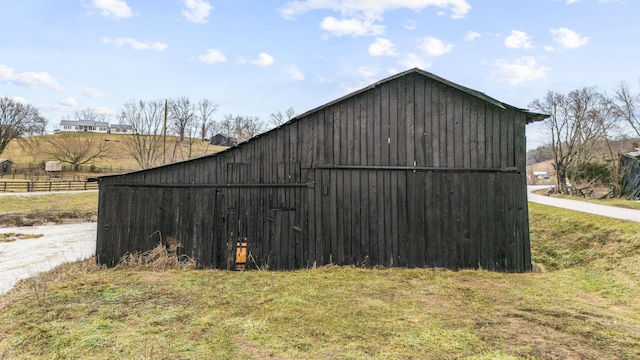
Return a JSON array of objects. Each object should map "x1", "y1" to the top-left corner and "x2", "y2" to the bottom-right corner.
[
  {"x1": 549, "y1": 27, "x2": 589, "y2": 49},
  {"x1": 83, "y1": 87, "x2": 107, "y2": 98},
  {"x1": 419, "y1": 36, "x2": 454, "y2": 57},
  {"x1": 91, "y1": 106, "x2": 117, "y2": 116},
  {"x1": 320, "y1": 17, "x2": 384, "y2": 36},
  {"x1": 198, "y1": 49, "x2": 227, "y2": 64},
  {"x1": 368, "y1": 38, "x2": 396, "y2": 56},
  {"x1": 287, "y1": 65, "x2": 305, "y2": 80},
  {"x1": 356, "y1": 66, "x2": 379, "y2": 79},
  {"x1": 490, "y1": 56, "x2": 549, "y2": 85},
  {"x1": 42, "y1": 97, "x2": 81, "y2": 113},
  {"x1": 0, "y1": 64, "x2": 64, "y2": 91},
  {"x1": 102, "y1": 37, "x2": 168, "y2": 51},
  {"x1": 464, "y1": 31, "x2": 481, "y2": 42},
  {"x1": 280, "y1": 0, "x2": 472, "y2": 20},
  {"x1": 88, "y1": 0, "x2": 132, "y2": 19},
  {"x1": 568, "y1": 0, "x2": 623, "y2": 3},
  {"x1": 400, "y1": 53, "x2": 432, "y2": 69},
  {"x1": 8, "y1": 96, "x2": 28, "y2": 104},
  {"x1": 59, "y1": 97, "x2": 79, "y2": 107},
  {"x1": 505, "y1": 30, "x2": 534, "y2": 49},
  {"x1": 182, "y1": 0, "x2": 213, "y2": 24},
  {"x1": 240, "y1": 53, "x2": 275, "y2": 67},
  {"x1": 403, "y1": 20, "x2": 416, "y2": 30}
]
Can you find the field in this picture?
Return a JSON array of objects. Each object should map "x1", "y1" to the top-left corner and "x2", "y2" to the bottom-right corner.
[
  {"x1": 1, "y1": 199, "x2": 639, "y2": 359},
  {"x1": 1, "y1": 133, "x2": 228, "y2": 173}
]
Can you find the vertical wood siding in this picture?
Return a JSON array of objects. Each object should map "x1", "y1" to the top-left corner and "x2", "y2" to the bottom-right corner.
[{"x1": 96, "y1": 71, "x2": 532, "y2": 271}]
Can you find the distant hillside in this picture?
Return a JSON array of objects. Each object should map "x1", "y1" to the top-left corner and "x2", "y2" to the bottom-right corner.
[{"x1": 1, "y1": 133, "x2": 228, "y2": 174}]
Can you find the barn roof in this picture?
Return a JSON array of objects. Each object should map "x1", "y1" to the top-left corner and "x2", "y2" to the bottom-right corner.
[
  {"x1": 95, "y1": 68, "x2": 549, "y2": 179},
  {"x1": 293, "y1": 68, "x2": 549, "y2": 125}
]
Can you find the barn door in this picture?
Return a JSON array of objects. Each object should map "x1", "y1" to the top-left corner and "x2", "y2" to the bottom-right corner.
[
  {"x1": 226, "y1": 207, "x2": 248, "y2": 270},
  {"x1": 265, "y1": 208, "x2": 299, "y2": 270}
]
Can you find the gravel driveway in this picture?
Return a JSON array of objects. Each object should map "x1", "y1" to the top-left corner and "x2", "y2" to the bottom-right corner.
[{"x1": 0, "y1": 222, "x2": 96, "y2": 294}]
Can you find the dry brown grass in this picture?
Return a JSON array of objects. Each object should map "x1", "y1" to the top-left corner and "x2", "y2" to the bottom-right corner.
[
  {"x1": 0, "y1": 232, "x2": 43, "y2": 242},
  {"x1": 116, "y1": 237, "x2": 195, "y2": 270},
  {"x1": 2, "y1": 134, "x2": 228, "y2": 172}
]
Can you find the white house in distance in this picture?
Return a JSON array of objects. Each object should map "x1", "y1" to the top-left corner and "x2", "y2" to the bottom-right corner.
[
  {"x1": 58, "y1": 120, "x2": 133, "y2": 134},
  {"x1": 109, "y1": 124, "x2": 134, "y2": 134},
  {"x1": 60, "y1": 120, "x2": 109, "y2": 133}
]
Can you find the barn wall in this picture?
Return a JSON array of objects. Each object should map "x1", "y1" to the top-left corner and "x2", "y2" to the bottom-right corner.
[
  {"x1": 97, "y1": 70, "x2": 532, "y2": 271},
  {"x1": 621, "y1": 154, "x2": 640, "y2": 200}
]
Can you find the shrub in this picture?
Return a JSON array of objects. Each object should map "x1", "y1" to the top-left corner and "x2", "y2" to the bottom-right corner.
[{"x1": 568, "y1": 162, "x2": 611, "y2": 185}]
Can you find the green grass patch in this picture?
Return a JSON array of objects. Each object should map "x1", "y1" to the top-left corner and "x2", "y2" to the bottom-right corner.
[
  {"x1": 584, "y1": 198, "x2": 640, "y2": 210},
  {"x1": 1, "y1": 204, "x2": 639, "y2": 359},
  {"x1": 533, "y1": 189, "x2": 640, "y2": 210}
]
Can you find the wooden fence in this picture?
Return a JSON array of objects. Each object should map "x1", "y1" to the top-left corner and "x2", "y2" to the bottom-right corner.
[{"x1": 0, "y1": 180, "x2": 98, "y2": 193}]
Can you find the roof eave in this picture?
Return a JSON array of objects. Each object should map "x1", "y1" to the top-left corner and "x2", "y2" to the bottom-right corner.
[{"x1": 524, "y1": 111, "x2": 550, "y2": 124}]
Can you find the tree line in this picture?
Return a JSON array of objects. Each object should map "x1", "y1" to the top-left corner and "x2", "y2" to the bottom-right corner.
[
  {"x1": 0, "y1": 95, "x2": 295, "y2": 171},
  {"x1": 4, "y1": 78, "x2": 640, "y2": 195},
  {"x1": 528, "y1": 81, "x2": 640, "y2": 195}
]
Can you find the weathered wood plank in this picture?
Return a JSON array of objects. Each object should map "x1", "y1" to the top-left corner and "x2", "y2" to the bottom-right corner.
[
  {"x1": 381, "y1": 81, "x2": 391, "y2": 166},
  {"x1": 397, "y1": 171, "x2": 407, "y2": 267},
  {"x1": 373, "y1": 85, "x2": 382, "y2": 166},
  {"x1": 437, "y1": 81, "x2": 447, "y2": 167},
  {"x1": 478, "y1": 103, "x2": 487, "y2": 169},
  {"x1": 414, "y1": 76, "x2": 426, "y2": 168}
]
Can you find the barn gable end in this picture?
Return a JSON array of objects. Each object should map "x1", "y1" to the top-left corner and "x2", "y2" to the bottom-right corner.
[{"x1": 96, "y1": 68, "x2": 547, "y2": 271}]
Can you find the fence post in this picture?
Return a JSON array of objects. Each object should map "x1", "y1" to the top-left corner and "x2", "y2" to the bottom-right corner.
[{"x1": 49, "y1": 182, "x2": 52, "y2": 192}]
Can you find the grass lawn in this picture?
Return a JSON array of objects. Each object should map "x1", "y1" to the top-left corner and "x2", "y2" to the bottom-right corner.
[{"x1": 0, "y1": 202, "x2": 639, "y2": 358}]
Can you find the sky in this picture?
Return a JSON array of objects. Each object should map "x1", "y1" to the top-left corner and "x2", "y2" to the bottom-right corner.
[{"x1": 1, "y1": 0, "x2": 638, "y2": 149}]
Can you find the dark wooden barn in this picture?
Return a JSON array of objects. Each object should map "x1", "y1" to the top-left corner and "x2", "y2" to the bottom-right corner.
[
  {"x1": 210, "y1": 133, "x2": 238, "y2": 147},
  {"x1": 96, "y1": 68, "x2": 548, "y2": 272},
  {"x1": 620, "y1": 149, "x2": 640, "y2": 200}
]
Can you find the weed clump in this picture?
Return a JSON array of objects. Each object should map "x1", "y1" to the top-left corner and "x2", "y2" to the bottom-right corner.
[{"x1": 116, "y1": 237, "x2": 195, "y2": 270}]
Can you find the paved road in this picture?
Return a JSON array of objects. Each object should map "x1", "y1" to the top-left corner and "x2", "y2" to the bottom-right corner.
[{"x1": 527, "y1": 185, "x2": 640, "y2": 222}]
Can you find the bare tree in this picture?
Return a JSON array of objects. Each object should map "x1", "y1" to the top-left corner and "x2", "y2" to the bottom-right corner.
[
  {"x1": 169, "y1": 112, "x2": 201, "y2": 162},
  {"x1": 197, "y1": 99, "x2": 218, "y2": 141},
  {"x1": 613, "y1": 81, "x2": 640, "y2": 138},
  {"x1": 119, "y1": 100, "x2": 165, "y2": 169},
  {"x1": 0, "y1": 96, "x2": 47, "y2": 155},
  {"x1": 44, "y1": 132, "x2": 111, "y2": 170},
  {"x1": 529, "y1": 88, "x2": 611, "y2": 193},
  {"x1": 65, "y1": 108, "x2": 109, "y2": 123},
  {"x1": 270, "y1": 107, "x2": 296, "y2": 127},
  {"x1": 218, "y1": 114, "x2": 264, "y2": 143},
  {"x1": 168, "y1": 97, "x2": 195, "y2": 141}
]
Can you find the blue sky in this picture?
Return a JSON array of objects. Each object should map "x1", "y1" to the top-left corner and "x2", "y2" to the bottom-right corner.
[{"x1": 1, "y1": 0, "x2": 638, "y2": 149}]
